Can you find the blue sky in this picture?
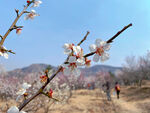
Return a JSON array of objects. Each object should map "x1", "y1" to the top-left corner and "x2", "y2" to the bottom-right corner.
[{"x1": 0, "y1": 0, "x2": 150, "y2": 70}]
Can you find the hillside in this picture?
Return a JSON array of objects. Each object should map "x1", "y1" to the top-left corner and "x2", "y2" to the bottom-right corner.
[{"x1": 5, "y1": 64, "x2": 122, "y2": 77}]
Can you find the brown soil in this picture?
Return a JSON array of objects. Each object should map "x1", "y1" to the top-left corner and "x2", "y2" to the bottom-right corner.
[{"x1": 1, "y1": 86, "x2": 150, "y2": 113}]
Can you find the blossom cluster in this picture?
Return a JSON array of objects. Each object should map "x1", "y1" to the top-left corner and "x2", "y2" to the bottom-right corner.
[{"x1": 61, "y1": 39, "x2": 111, "y2": 76}]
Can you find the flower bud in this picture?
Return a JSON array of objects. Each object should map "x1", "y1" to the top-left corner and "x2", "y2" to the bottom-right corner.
[{"x1": 16, "y1": 28, "x2": 22, "y2": 35}]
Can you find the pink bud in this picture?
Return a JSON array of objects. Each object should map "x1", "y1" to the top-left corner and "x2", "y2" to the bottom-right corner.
[{"x1": 16, "y1": 28, "x2": 22, "y2": 35}]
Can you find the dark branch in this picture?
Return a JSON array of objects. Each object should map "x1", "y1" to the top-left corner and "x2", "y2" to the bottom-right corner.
[
  {"x1": 106, "y1": 23, "x2": 132, "y2": 43},
  {"x1": 77, "y1": 31, "x2": 90, "y2": 46},
  {"x1": 84, "y1": 52, "x2": 95, "y2": 58},
  {"x1": 10, "y1": 26, "x2": 23, "y2": 31},
  {"x1": 7, "y1": 50, "x2": 15, "y2": 54},
  {"x1": 15, "y1": 9, "x2": 19, "y2": 17},
  {"x1": 23, "y1": 11, "x2": 30, "y2": 14},
  {"x1": 0, "y1": 35, "x2": 3, "y2": 40}
]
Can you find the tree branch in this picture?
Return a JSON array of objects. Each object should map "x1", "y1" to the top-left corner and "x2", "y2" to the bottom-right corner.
[
  {"x1": 0, "y1": 4, "x2": 30, "y2": 46},
  {"x1": 77, "y1": 31, "x2": 90, "y2": 46},
  {"x1": 106, "y1": 23, "x2": 132, "y2": 43},
  {"x1": 15, "y1": 9, "x2": 19, "y2": 17}
]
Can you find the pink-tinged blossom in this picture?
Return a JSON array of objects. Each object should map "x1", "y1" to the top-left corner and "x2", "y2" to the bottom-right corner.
[
  {"x1": 16, "y1": 83, "x2": 31, "y2": 101},
  {"x1": 85, "y1": 58, "x2": 91, "y2": 67},
  {"x1": 0, "y1": 46, "x2": 8, "y2": 59},
  {"x1": 24, "y1": 10, "x2": 39, "y2": 20},
  {"x1": 62, "y1": 43, "x2": 75, "y2": 55},
  {"x1": 32, "y1": 0, "x2": 42, "y2": 7},
  {"x1": 89, "y1": 39, "x2": 111, "y2": 62},
  {"x1": 62, "y1": 56, "x2": 81, "y2": 76},
  {"x1": 16, "y1": 28, "x2": 22, "y2": 35}
]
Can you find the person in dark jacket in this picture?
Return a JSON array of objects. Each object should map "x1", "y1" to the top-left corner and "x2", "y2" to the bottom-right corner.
[{"x1": 103, "y1": 81, "x2": 111, "y2": 101}]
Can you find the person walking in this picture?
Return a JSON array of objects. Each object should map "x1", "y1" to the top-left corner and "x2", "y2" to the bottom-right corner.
[
  {"x1": 115, "y1": 82, "x2": 120, "y2": 99},
  {"x1": 102, "y1": 81, "x2": 111, "y2": 101}
]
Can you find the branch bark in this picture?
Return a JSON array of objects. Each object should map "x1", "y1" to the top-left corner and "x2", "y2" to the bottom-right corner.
[
  {"x1": 0, "y1": 4, "x2": 30, "y2": 46},
  {"x1": 77, "y1": 31, "x2": 90, "y2": 46}
]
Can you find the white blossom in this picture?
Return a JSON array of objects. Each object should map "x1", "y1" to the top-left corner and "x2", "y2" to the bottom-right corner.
[
  {"x1": 31, "y1": 0, "x2": 42, "y2": 7},
  {"x1": 16, "y1": 83, "x2": 31, "y2": 101},
  {"x1": 22, "y1": 82, "x2": 31, "y2": 89},
  {"x1": 62, "y1": 43, "x2": 75, "y2": 55},
  {"x1": 89, "y1": 39, "x2": 111, "y2": 62},
  {"x1": 0, "y1": 46, "x2": 9, "y2": 59},
  {"x1": 62, "y1": 56, "x2": 81, "y2": 76},
  {"x1": 24, "y1": 10, "x2": 39, "y2": 20}
]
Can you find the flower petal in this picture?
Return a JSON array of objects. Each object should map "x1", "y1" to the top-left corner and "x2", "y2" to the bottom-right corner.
[
  {"x1": 3, "y1": 53, "x2": 8, "y2": 59},
  {"x1": 103, "y1": 44, "x2": 111, "y2": 51},
  {"x1": 76, "y1": 57, "x2": 85, "y2": 66},
  {"x1": 64, "y1": 49, "x2": 71, "y2": 55},
  {"x1": 62, "y1": 43, "x2": 69, "y2": 49},
  {"x1": 20, "y1": 111, "x2": 27, "y2": 113},
  {"x1": 100, "y1": 41, "x2": 106, "y2": 47},
  {"x1": 16, "y1": 95, "x2": 21, "y2": 102},
  {"x1": 95, "y1": 39, "x2": 102, "y2": 47},
  {"x1": 100, "y1": 52, "x2": 109, "y2": 62},
  {"x1": 32, "y1": 1, "x2": 42, "y2": 7},
  {"x1": 74, "y1": 46, "x2": 81, "y2": 54},
  {"x1": 22, "y1": 83, "x2": 31, "y2": 89},
  {"x1": 0, "y1": 52, "x2": 3, "y2": 56},
  {"x1": 93, "y1": 54, "x2": 100, "y2": 62},
  {"x1": 31, "y1": 10, "x2": 36, "y2": 13},
  {"x1": 16, "y1": 88, "x2": 26, "y2": 95},
  {"x1": 7, "y1": 106, "x2": 19, "y2": 113},
  {"x1": 63, "y1": 68, "x2": 71, "y2": 76},
  {"x1": 89, "y1": 44, "x2": 96, "y2": 52},
  {"x1": 68, "y1": 56, "x2": 76, "y2": 63}
]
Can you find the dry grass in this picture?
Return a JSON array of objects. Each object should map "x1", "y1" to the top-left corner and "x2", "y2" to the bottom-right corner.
[{"x1": 1, "y1": 85, "x2": 150, "y2": 113}]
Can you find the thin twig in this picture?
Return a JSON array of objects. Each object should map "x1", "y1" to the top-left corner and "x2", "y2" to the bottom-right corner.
[
  {"x1": 15, "y1": 9, "x2": 19, "y2": 17},
  {"x1": 106, "y1": 23, "x2": 132, "y2": 43},
  {"x1": 0, "y1": 4, "x2": 29, "y2": 46},
  {"x1": 7, "y1": 50, "x2": 16, "y2": 54},
  {"x1": 77, "y1": 31, "x2": 90, "y2": 46},
  {"x1": 84, "y1": 52, "x2": 95, "y2": 58},
  {"x1": 10, "y1": 26, "x2": 24, "y2": 31}
]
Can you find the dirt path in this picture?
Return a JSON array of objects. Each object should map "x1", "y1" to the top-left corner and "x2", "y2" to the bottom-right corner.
[{"x1": 112, "y1": 95, "x2": 143, "y2": 113}]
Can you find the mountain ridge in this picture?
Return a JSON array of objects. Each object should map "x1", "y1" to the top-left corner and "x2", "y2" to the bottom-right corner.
[{"x1": 6, "y1": 63, "x2": 122, "y2": 77}]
